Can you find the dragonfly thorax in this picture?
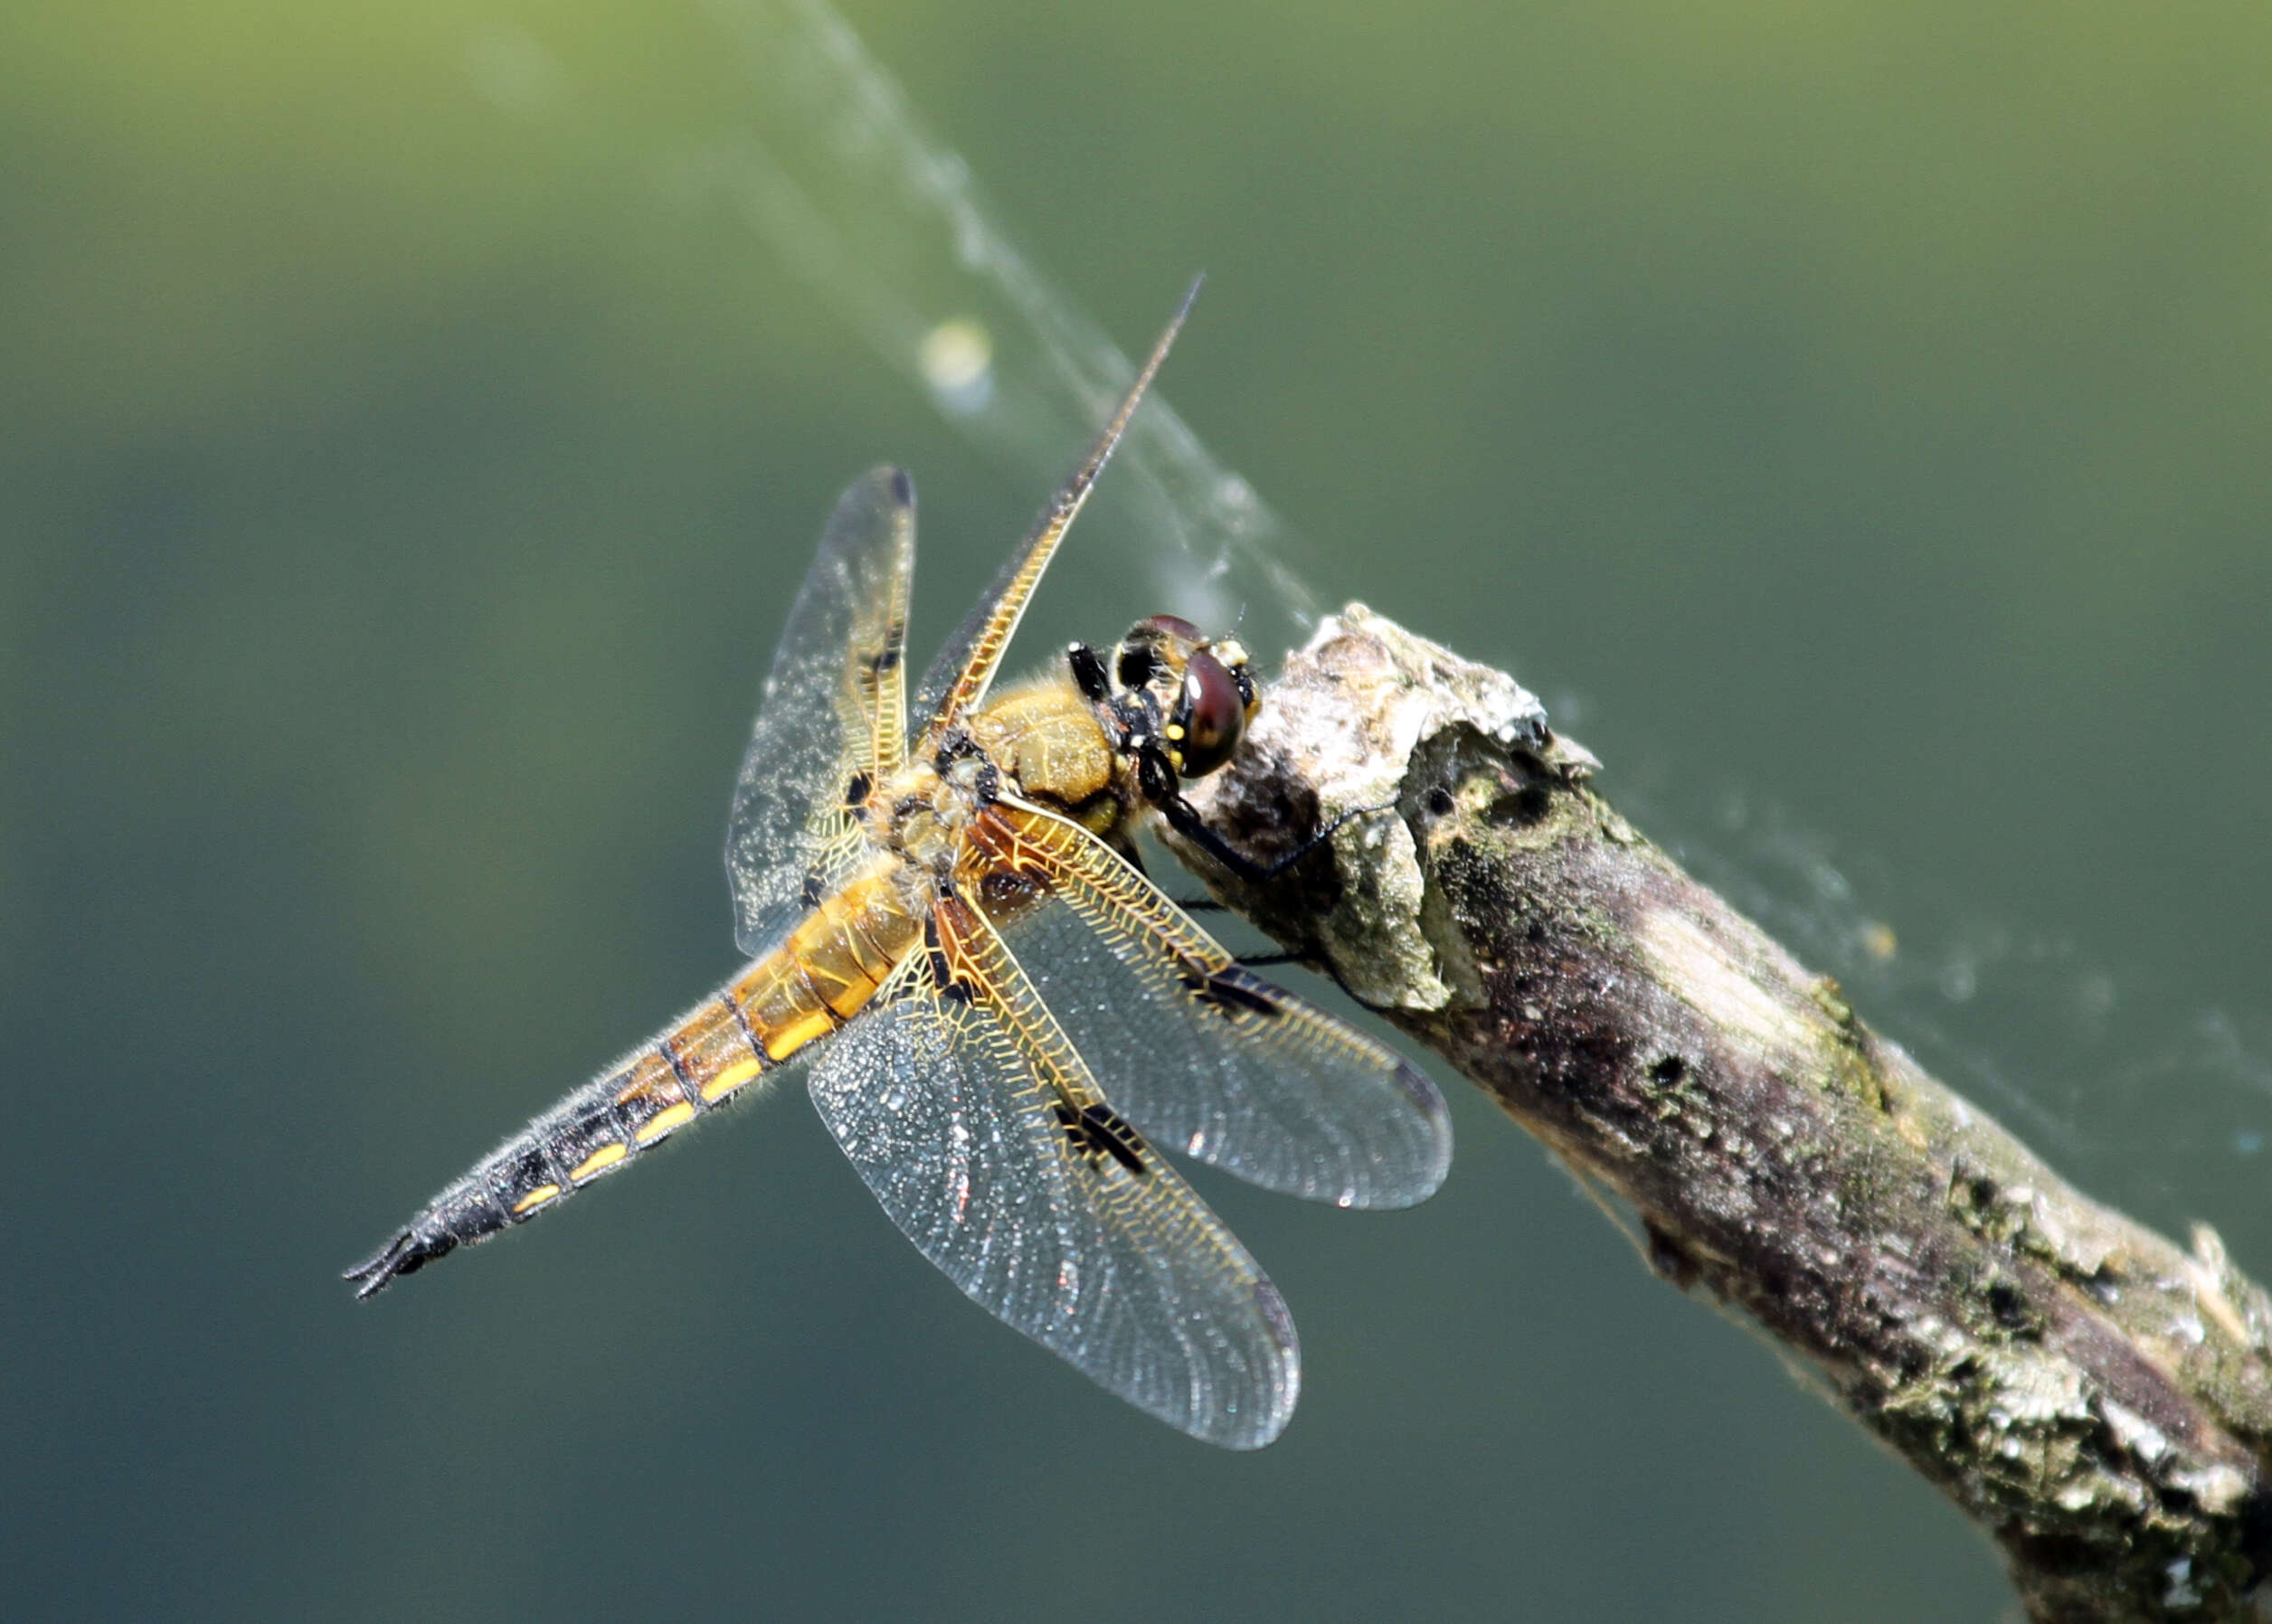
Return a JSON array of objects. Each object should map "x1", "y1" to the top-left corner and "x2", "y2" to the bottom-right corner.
[
  {"x1": 866, "y1": 681, "x2": 1125, "y2": 883},
  {"x1": 959, "y1": 679, "x2": 1122, "y2": 813}
]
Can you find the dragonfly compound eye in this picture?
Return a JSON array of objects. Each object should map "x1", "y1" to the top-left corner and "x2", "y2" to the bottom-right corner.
[{"x1": 1166, "y1": 647, "x2": 1248, "y2": 778}]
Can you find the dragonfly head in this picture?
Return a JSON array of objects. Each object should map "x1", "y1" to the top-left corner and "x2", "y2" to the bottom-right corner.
[{"x1": 1109, "y1": 615, "x2": 1260, "y2": 780}]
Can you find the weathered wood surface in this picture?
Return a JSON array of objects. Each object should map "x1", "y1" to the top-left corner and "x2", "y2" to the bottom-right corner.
[{"x1": 1169, "y1": 605, "x2": 2272, "y2": 1624}]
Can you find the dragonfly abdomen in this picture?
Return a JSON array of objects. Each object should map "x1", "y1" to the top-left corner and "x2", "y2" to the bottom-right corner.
[
  {"x1": 347, "y1": 868, "x2": 923, "y2": 1298},
  {"x1": 731, "y1": 865, "x2": 922, "y2": 1060},
  {"x1": 345, "y1": 1001, "x2": 762, "y2": 1297}
]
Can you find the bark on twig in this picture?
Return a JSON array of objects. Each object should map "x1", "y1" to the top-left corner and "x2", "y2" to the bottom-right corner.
[{"x1": 1170, "y1": 605, "x2": 2272, "y2": 1624}]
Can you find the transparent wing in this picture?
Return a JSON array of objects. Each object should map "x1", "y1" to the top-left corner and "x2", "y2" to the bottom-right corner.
[
  {"x1": 977, "y1": 801, "x2": 1452, "y2": 1209},
  {"x1": 726, "y1": 467, "x2": 916, "y2": 956},
  {"x1": 806, "y1": 903, "x2": 1299, "y2": 1449},
  {"x1": 914, "y1": 280, "x2": 1199, "y2": 728}
]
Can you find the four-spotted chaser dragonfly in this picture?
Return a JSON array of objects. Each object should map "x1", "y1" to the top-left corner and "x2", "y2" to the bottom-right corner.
[{"x1": 347, "y1": 284, "x2": 1451, "y2": 1449}]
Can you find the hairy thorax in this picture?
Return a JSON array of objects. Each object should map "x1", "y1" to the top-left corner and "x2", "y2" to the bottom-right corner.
[
  {"x1": 869, "y1": 672, "x2": 1131, "y2": 896},
  {"x1": 966, "y1": 675, "x2": 1119, "y2": 810}
]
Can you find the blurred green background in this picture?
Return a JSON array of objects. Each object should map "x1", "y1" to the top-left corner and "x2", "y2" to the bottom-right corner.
[{"x1": 5, "y1": 2, "x2": 2269, "y2": 1619}]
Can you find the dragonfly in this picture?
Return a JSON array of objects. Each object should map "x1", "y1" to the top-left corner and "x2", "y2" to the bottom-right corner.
[{"x1": 346, "y1": 282, "x2": 1452, "y2": 1449}]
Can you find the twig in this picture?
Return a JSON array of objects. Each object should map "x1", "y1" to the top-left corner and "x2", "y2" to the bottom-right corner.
[{"x1": 1170, "y1": 606, "x2": 2272, "y2": 1624}]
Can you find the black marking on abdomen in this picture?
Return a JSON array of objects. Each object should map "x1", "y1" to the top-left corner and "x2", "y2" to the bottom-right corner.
[
  {"x1": 494, "y1": 1139, "x2": 564, "y2": 1221},
  {"x1": 1055, "y1": 1101, "x2": 1150, "y2": 1178},
  {"x1": 553, "y1": 1094, "x2": 639, "y2": 1183},
  {"x1": 790, "y1": 957, "x2": 848, "y2": 1031},
  {"x1": 723, "y1": 992, "x2": 767, "y2": 1063},
  {"x1": 662, "y1": 1041, "x2": 709, "y2": 1114},
  {"x1": 349, "y1": 1057, "x2": 660, "y2": 1301}
]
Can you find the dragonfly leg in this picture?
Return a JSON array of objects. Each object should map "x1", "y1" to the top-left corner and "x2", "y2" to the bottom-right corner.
[
  {"x1": 1065, "y1": 640, "x2": 1110, "y2": 703},
  {"x1": 1143, "y1": 743, "x2": 1397, "y2": 886}
]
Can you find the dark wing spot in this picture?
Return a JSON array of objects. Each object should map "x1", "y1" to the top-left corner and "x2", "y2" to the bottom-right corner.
[
  {"x1": 844, "y1": 770, "x2": 873, "y2": 808},
  {"x1": 868, "y1": 647, "x2": 902, "y2": 674},
  {"x1": 1054, "y1": 1101, "x2": 1150, "y2": 1177},
  {"x1": 1176, "y1": 962, "x2": 1285, "y2": 1020}
]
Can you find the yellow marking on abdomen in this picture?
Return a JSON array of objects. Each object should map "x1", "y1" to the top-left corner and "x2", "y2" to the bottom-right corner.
[
  {"x1": 762, "y1": 1006, "x2": 837, "y2": 1061},
  {"x1": 614, "y1": 1050, "x2": 679, "y2": 1101},
  {"x1": 664, "y1": 999, "x2": 760, "y2": 1100},
  {"x1": 731, "y1": 865, "x2": 921, "y2": 1062},
  {"x1": 701, "y1": 1057, "x2": 764, "y2": 1103},
  {"x1": 513, "y1": 1183, "x2": 563, "y2": 1214},
  {"x1": 635, "y1": 1102, "x2": 696, "y2": 1145},
  {"x1": 569, "y1": 1144, "x2": 627, "y2": 1182}
]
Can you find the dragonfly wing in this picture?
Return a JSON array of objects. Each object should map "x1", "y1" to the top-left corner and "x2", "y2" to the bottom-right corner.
[
  {"x1": 914, "y1": 280, "x2": 1199, "y2": 727},
  {"x1": 726, "y1": 467, "x2": 916, "y2": 956},
  {"x1": 806, "y1": 908, "x2": 1299, "y2": 1449},
  {"x1": 977, "y1": 800, "x2": 1452, "y2": 1209}
]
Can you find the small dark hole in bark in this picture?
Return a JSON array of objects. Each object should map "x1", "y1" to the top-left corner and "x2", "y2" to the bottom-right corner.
[
  {"x1": 2235, "y1": 1488, "x2": 2272, "y2": 1571},
  {"x1": 1425, "y1": 785, "x2": 1455, "y2": 817},
  {"x1": 1485, "y1": 778, "x2": 1553, "y2": 826},
  {"x1": 1985, "y1": 1279, "x2": 2030, "y2": 1330},
  {"x1": 2008, "y1": 1532, "x2": 2103, "y2": 1575},
  {"x1": 1651, "y1": 1055, "x2": 1687, "y2": 1085},
  {"x1": 1645, "y1": 1221, "x2": 1699, "y2": 1289}
]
